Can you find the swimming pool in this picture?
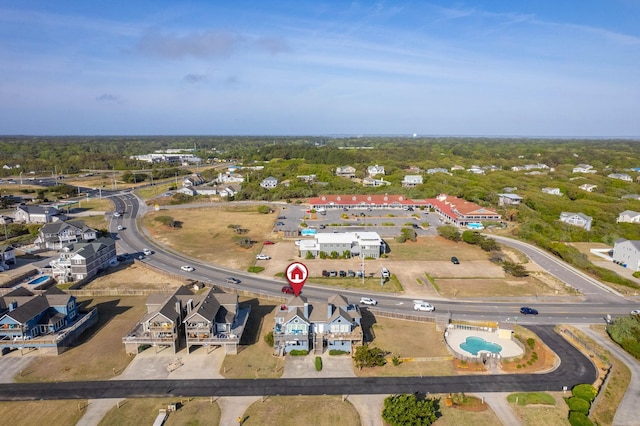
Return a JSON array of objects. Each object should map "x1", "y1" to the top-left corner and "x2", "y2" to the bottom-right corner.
[
  {"x1": 467, "y1": 223, "x2": 484, "y2": 230},
  {"x1": 460, "y1": 336, "x2": 502, "y2": 356},
  {"x1": 27, "y1": 275, "x2": 51, "y2": 285}
]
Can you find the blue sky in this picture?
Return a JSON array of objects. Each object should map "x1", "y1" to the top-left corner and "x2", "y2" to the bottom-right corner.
[{"x1": 1, "y1": 1, "x2": 639, "y2": 137}]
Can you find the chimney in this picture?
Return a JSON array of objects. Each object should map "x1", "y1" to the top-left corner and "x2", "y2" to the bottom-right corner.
[
  {"x1": 304, "y1": 302, "x2": 309, "y2": 319},
  {"x1": 9, "y1": 300, "x2": 17, "y2": 312},
  {"x1": 327, "y1": 303, "x2": 332, "y2": 319},
  {"x1": 186, "y1": 299, "x2": 193, "y2": 314}
]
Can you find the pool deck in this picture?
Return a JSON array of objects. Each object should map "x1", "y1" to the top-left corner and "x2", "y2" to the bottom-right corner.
[{"x1": 445, "y1": 328, "x2": 523, "y2": 358}]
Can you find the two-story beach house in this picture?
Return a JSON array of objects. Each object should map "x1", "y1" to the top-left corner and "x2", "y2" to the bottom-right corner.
[
  {"x1": 49, "y1": 237, "x2": 117, "y2": 283},
  {"x1": 612, "y1": 239, "x2": 640, "y2": 271},
  {"x1": 123, "y1": 286, "x2": 249, "y2": 355},
  {"x1": 34, "y1": 220, "x2": 97, "y2": 250},
  {"x1": 0, "y1": 287, "x2": 78, "y2": 343},
  {"x1": 14, "y1": 204, "x2": 62, "y2": 224},
  {"x1": 559, "y1": 212, "x2": 593, "y2": 231},
  {"x1": 402, "y1": 175, "x2": 423, "y2": 188},
  {"x1": 274, "y1": 294, "x2": 363, "y2": 355},
  {"x1": 498, "y1": 194, "x2": 523, "y2": 206},
  {"x1": 617, "y1": 210, "x2": 640, "y2": 224},
  {"x1": 260, "y1": 176, "x2": 279, "y2": 189},
  {"x1": 335, "y1": 166, "x2": 356, "y2": 179},
  {"x1": 367, "y1": 165, "x2": 385, "y2": 177}
]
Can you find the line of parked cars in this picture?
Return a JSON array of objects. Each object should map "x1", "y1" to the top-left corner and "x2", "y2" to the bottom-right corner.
[{"x1": 322, "y1": 269, "x2": 363, "y2": 278}]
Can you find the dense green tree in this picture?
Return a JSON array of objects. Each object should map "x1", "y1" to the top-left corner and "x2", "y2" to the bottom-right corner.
[{"x1": 382, "y1": 393, "x2": 440, "y2": 426}]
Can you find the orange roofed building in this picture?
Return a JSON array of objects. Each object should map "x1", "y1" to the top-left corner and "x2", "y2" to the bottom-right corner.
[{"x1": 308, "y1": 193, "x2": 501, "y2": 227}]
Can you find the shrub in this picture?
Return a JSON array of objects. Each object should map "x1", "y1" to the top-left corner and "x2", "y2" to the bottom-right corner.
[
  {"x1": 572, "y1": 384, "x2": 597, "y2": 403},
  {"x1": 329, "y1": 349, "x2": 349, "y2": 355},
  {"x1": 248, "y1": 266, "x2": 265, "y2": 273},
  {"x1": 567, "y1": 397, "x2": 590, "y2": 415},
  {"x1": 568, "y1": 411, "x2": 594, "y2": 426},
  {"x1": 289, "y1": 350, "x2": 308, "y2": 356},
  {"x1": 392, "y1": 355, "x2": 402, "y2": 366},
  {"x1": 305, "y1": 251, "x2": 315, "y2": 259},
  {"x1": 264, "y1": 332, "x2": 274, "y2": 347},
  {"x1": 527, "y1": 338, "x2": 535, "y2": 349},
  {"x1": 315, "y1": 356, "x2": 322, "y2": 371}
]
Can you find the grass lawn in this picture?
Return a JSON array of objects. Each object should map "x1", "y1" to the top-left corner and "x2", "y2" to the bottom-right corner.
[
  {"x1": 507, "y1": 392, "x2": 557, "y2": 405},
  {"x1": 136, "y1": 182, "x2": 174, "y2": 199},
  {"x1": 144, "y1": 206, "x2": 277, "y2": 270},
  {"x1": 0, "y1": 400, "x2": 88, "y2": 426},
  {"x1": 434, "y1": 401, "x2": 501, "y2": 426},
  {"x1": 355, "y1": 312, "x2": 456, "y2": 377},
  {"x1": 508, "y1": 392, "x2": 570, "y2": 426},
  {"x1": 98, "y1": 397, "x2": 221, "y2": 426},
  {"x1": 309, "y1": 276, "x2": 403, "y2": 293},
  {"x1": 242, "y1": 396, "x2": 360, "y2": 426},
  {"x1": 221, "y1": 298, "x2": 285, "y2": 379},
  {"x1": 15, "y1": 296, "x2": 146, "y2": 382},
  {"x1": 386, "y1": 237, "x2": 491, "y2": 261},
  {"x1": 434, "y1": 274, "x2": 574, "y2": 298}
]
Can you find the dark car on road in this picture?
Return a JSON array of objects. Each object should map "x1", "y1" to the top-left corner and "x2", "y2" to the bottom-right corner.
[
  {"x1": 226, "y1": 277, "x2": 241, "y2": 285},
  {"x1": 322, "y1": 270, "x2": 329, "y2": 277},
  {"x1": 520, "y1": 306, "x2": 538, "y2": 315},
  {"x1": 451, "y1": 256, "x2": 460, "y2": 264},
  {"x1": 281, "y1": 286, "x2": 295, "y2": 295}
]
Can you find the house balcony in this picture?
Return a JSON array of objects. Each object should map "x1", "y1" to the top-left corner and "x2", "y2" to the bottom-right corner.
[
  {"x1": 148, "y1": 324, "x2": 175, "y2": 332},
  {"x1": 185, "y1": 324, "x2": 212, "y2": 334},
  {"x1": 320, "y1": 330, "x2": 363, "y2": 341},
  {"x1": 186, "y1": 333, "x2": 240, "y2": 344}
]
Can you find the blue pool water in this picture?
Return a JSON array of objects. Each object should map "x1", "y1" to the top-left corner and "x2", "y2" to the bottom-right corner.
[
  {"x1": 28, "y1": 275, "x2": 51, "y2": 285},
  {"x1": 460, "y1": 336, "x2": 502, "y2": 356},
  {"x1": 467, "y1": 223, "x2": 484, "y2": 230}
]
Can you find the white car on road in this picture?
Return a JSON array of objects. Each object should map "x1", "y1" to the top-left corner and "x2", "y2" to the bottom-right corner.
[
  {"x1": 414, "y1": 301, "x2": 435, "y2": 312},
  {"x1": 256, "y1": 254, "x2": 271, "y2": 260},
  {"x1": 360, "y1": 297, "x2": 378, "y2": 306},
  {"x1": 142, "y1": 248, "x2": 153, "y2": 256},
  {"x1": 180, "y1": 265, "x2": 195, "y2": 272}
]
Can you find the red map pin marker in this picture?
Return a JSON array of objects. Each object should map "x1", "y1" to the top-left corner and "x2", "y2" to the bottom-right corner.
[{"x1": 286, "y1": 262, "x2": 308, "y2": 296}]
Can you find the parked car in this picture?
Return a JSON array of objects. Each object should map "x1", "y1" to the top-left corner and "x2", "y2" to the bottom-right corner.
[
  {"x1": 180, "y1": 265, "x2": 195, "y2": 272},
  {"x1": 319, "y1": 224, "x2": 326, "y2": 229},
  {"x1": 339, "y1": 270, "x2": 347, "y2": 277},
  {"x1": 142, "y1": 248, "x2": 153, "y2": 256},
  {"x1": 264, "y1": 241, "x2": 275, "y2": 245},
  {"x1": 631, "y1": 309, "x2": 640, "y2": 315},
  {"x1": 347, "y1": 270, "x2": 355, "y2": 277},
  {"x1": 275, "y1": 222, "x2": 285, "y2": 226},
  {"x1": 360, "y1": 297, "x2": 378, "y2": 306},
  {"x1": 329, "y1": 270, "x2": 337, "y2": 277},
  {"x1": 256, "y1": 254, "x2": 271, "y2": 260},
  {"x1": 278, "y1": 215, "x2": 286, "y2": 219},
  {"x1": 322, "y1": 270, "x2": 329, "y2": 277},
  {"x1": 117, "y1": 225, "x2": 124, "y2": 231},
  {"x1": 226, "y1": 277, "x2": 241, "y2": 284},
  {"x1": 295, "y1": 240, "x2": 302, "y2": 246},
  {"x1": 520, "y1": 306, "x2": 538, "y2": 315},
  {"x1": 451, "y1": 256, "x2": 460, "y2": 264},
  {"x1": 281, "y1": 286, "x2": 295, "y2": 295},
  {"x1": 356, "y1": 270, "x2": 364, "y2": 278},
  {"x1": 414, "y1": 301, "x2": 435, "y2": 312}
]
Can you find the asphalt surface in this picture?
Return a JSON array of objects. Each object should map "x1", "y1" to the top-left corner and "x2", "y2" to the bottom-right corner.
[{"x1": 0, "y1": 325, "x2": 596, "y2": 401}]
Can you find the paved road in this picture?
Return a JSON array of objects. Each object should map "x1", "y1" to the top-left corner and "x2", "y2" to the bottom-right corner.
[{"x1": 0, "y1": 326, "x2": 596, "y2": 401}]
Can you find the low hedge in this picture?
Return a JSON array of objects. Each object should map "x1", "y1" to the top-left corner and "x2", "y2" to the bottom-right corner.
[
  {"x1": 569, "y1": 411, "x2": 594, "y2": 426},
  {"x1": 315, "y1": 356, "x2": 322, "y2": 371},
  {"x1": 567, "y1": 397, "x2": 590, "y2": 415},
  {"x1": 572, "y1": 384, "x2": 597, "y2": 403},
  {"x1": 329, "y1": 349, "x2": 349, "y2": 355},
  {"x1": 289, "y1": 350, "x2": 308, "y2": 356}
]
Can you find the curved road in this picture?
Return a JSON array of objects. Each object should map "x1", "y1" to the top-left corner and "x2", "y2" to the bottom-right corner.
[
  {"x1": 109, "y1": 192, "x2": 636, "y2": 326},
  {"x1": 0, "y1": 326, "x2": 595, "y2": 400}
]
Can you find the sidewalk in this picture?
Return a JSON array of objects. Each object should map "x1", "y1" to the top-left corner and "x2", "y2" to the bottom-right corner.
[{"x1": 574, "y1": 325, "x2": 640, "y2": 426}]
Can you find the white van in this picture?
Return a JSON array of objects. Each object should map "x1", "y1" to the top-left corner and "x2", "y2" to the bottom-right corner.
[{"x1": 381, "y1": 267, "x2": 390, "y2": 278}]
